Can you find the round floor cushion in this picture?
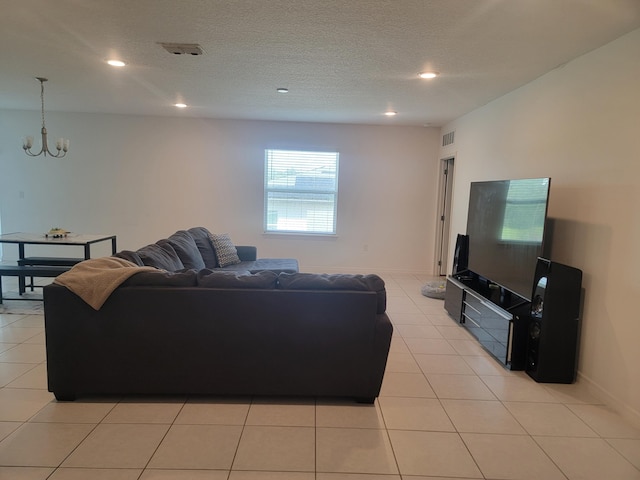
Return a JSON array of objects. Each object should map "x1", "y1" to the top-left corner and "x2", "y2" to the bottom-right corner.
[{"x1": 421, "y1": 280, "x2": 447, "y2": 299}]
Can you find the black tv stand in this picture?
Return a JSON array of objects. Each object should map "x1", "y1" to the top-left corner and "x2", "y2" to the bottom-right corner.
[{"x1": 444, "y1": 271, "x2": 530, "y2": 370}]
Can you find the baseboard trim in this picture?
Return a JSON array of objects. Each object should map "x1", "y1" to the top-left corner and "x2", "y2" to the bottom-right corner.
[{"x1": 576, "y1": 370, "x2": 640, "y2": 429}]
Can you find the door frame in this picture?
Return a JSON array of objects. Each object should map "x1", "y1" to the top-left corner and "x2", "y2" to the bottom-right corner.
[{"x1": 435, "y1": 156, "x2": 455, "y2": 276}]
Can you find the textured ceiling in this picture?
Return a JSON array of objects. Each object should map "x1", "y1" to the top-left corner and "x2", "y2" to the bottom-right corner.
[{"x1": 1, "y1": 0, "x2": 639, "y2": 126}]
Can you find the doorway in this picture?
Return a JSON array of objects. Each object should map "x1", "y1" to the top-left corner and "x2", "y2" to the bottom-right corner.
[{"x1": 435, "y1": 156, "x2": 454, "y2": 276}]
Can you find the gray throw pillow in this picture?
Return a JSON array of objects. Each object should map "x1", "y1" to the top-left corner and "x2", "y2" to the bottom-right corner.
[{"x1": 209, "y1": 233, "x2": 241, "y2": 267}]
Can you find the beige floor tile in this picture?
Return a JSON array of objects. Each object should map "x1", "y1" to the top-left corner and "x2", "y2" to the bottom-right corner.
[
  {"x1": 229, "y1": 472, "x2": 315, "y2": 480},
  {"x1": 175, "y1": 397, "x2": 250, "y2": 425},
  {"x1": 427, "y1": 374, "x2": 496, "y2": 400},
  {"x1": 567, "y1": 404, "x2": 640, "y2": 438},
  {"x1": 543, "y1": 381, "x2": 605, "y2": 404},
  {"x1": 0, "y1": 342, "x2": 18, "y2": 354},
  {"x1": 316, "y1": 474, "x2": 401, "y2": 480},
  {"x1": 462, "y1": 433, "x2": 566, "y2": 480},
  {"x1": 480, "y1": 374, "x2": 560, "y2": 402},
  {"x1": 435, "y1": 324, "x2": 474, "y2": 340},
  {"x1": 441, "y1": 399, "x2": 526, "y2": 434},
  {"x1": 379, "y1": 372, "x2": 436, "y2": 398},
  {"x1": 384, "y1": 352, "x2": 421, "y2": 373},
  {"x1": 0, "y1": 343, "x2": 46, "y2": 363},
  {"x1": 607, "y1": 438, "x2": 640, "y2": 469},
  {"x1": 395, "y1": 324, "x2": 443, "y2": 339},
  {"x1": 316, "y1": 399, "x2": 384, "y2": 429},
  {"x1": 388, "y1": 430, "x2": 481, "y2": 478},
  {"x1": 29, "y1": 400, "x2": 117, "y2": 424},
  {"x1": 62, "y1": 423, "x2": 169, "y2": 468},
  {"x1": 316, "y1": 427, "x2": 397, "y2": 474},
  {"x1": 447, "y1": 339, "x2": 488, "y2": 356},
  {"x1": 378, "y1": 396, "x2": 454, "y2": 431},
  {"x1": 386, "y1": 298, "x2": 421, "y2": 315},
  {"x1": 102, "y1": 401, "x2": 183, "y2": 424},
  {"x1": 404, "y1": 338, "x2": 458, "y2": 355},
  {"x1": 535, "y1": 436, "x2": 640, "y2": 480},
  {"x1": 0, "y1": 363, "x2": 37, "y2": 388},
  {"x1": 23, "y1": 332, "x2": 46, "y2": 345},
  {"x1": 505, "y1": 401, "x2": 598, "y2": 436},
  {"x1": 0, "y1": 327, "x2": 43, "y2": 344},
  {"x1": 388, "y1": 313, "x2": 431, "y2": 326},
  {"x1": 0, "y1": 466, "x2": 54, "y2": 479},
  {"x1": 48, "y1": 468, "x2": 142, "y2": 479},
  {"x1": 149, "y1": 424, "x2": 242, "y2": 470},
  {"x1": 7, "y1": 363, "x2": 48, "y2": 389},
  {"x1": 233, "y1": 425, "x2": 315, "y2": 472},
  {"x1": 462, "y1": 355, "x2": 516, "y2": 376},
  {"x1": 5, "y1": 316, "x2": 44, "y2": 328},
  {"x1": 0, "y1": 421, "x2": 21, "y2": 441},
  {"x1": 246, "y1": 397, "x2": 315, "y2": 426},
  {"x1": 414, "y1": 354, "x2": 476, "y2": 375},
  {"x1": 0, "y1": 387, "x2": 54, "y2": 422},
  {"x1": 426, "y1": 313, "x2": 461, "y2": 326},
  {"x1": 387, "y1": 337, "x2": 410, "y2": 354},
  {"x1": 141, "y1": 469, "x2": 229, "y2": 479},
  {"x1": 0, "y1": 422, "x2": 94, "y2": 467}
]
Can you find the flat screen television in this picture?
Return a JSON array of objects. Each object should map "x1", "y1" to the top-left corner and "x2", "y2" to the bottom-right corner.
[{"x1": 466, "y1": 177, "x2": 551, "y2": 300}]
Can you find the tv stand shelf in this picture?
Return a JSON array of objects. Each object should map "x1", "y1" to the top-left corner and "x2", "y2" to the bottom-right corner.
[{"x1": 445, "y1": 272, "x2": 530, "y2": 370}]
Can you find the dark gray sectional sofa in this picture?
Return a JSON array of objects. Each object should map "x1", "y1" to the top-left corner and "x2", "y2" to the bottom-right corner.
[{"x1": 43, "y1": 227, "x2": 393, "y2": 403}]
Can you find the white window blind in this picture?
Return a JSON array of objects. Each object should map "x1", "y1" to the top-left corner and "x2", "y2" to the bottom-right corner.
[{"x1": 264, "y1": 149, "x2": 339, "y2": 234}]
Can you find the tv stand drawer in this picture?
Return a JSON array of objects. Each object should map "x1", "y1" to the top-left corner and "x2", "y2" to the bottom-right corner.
[{"x1": 462, "y1": 289, "x2": 513, "y2": 362}]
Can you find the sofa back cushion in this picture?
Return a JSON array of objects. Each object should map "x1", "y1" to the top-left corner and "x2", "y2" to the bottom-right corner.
[
  {"x1": 137, "y1": 243, "x2": 185, "y2": 271},
  {"x1": 113, "y1": 250, "x2": 144, "y2": 266},
  {"x1": 277, "y1": 272, "x2": 387, "y2": 313},
  {"x1": 163, "y1": 230, "x2": 206, "y2": 270},
  {"x1": 187, "y1": 227, "x2": 218, "y2": 268},
  {"x1": 197, "y1": 269, "x2": 278, "y2": 289},
  {"x1": 122, "y1": 269, "x2": 198, "y2": 287}
]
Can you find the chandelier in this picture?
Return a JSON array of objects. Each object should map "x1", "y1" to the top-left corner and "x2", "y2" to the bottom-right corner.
[{"x1": 23, "y1": 77, "x2": 69, "y2": 158}]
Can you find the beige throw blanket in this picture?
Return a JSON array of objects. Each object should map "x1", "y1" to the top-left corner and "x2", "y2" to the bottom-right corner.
[{"x1": 54, "y1": 257, "x2": 157, "y2": 310}]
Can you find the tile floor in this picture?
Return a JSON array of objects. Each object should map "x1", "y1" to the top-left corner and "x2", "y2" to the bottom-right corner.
[{"x1": 1, "y1": 273, "x2": 640, "y2": 479}]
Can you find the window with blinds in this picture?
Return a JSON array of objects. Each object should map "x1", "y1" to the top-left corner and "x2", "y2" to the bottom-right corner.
[{"x1": 264, "y1": 149, "x2": 339, "y2": 234}]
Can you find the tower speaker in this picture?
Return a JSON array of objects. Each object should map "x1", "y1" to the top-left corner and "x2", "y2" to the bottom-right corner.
[
  {"x1": 452, "y1": 234, "x2": 469, "y2": 275},
  {"x1": 526, "y1": 258, "x2": 582, "y2": 383}
]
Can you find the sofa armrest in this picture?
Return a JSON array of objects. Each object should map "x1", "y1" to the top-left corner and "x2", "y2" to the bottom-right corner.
[{"x1": 236, "y1": 246, "x2": 257, "y2": 261}]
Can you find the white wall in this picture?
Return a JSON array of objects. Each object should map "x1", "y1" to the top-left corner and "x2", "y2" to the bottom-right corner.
[
  {"x1": 440, "y1": 28, "x2": 640, "y2": 424},
  {"x1": 0, "y1": 114, "x2": 441, "y2": 274}
]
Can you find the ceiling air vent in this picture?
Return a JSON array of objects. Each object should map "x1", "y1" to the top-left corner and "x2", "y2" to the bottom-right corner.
[
  {"x1": 442, "y1": 131, "x2": 455, "y2": 147},
  {"x1": 159, "y1": 43, "x2": 204, "y2": 55}
]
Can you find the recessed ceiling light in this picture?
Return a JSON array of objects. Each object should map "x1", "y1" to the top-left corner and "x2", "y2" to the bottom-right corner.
[
  {"x1": 418, "y1": 71, "x2": 438, "y2": 79},
  {"x1": 276, "y1": 87, "x2": 289, "y2": 93},
  {"x1": 384, "y1": 111, "x2": 397, "y2": 117},
  {"x1": 107, "y1": 59, "x2": 126, "y2": 67},
  {"x1": 174, "y1": 103, "x2": 187, "y2": 108}
]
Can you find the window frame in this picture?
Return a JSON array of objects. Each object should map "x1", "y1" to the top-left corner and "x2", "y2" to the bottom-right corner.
[{"x1": 263, "y1": 148, "x2": 340, "y2": 235}]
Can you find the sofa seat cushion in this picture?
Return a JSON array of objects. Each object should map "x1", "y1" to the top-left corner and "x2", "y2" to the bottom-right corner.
[
  {"x1": 187, "y1": 227, "x2": 218, "y2": 268},
  {"x1": 215, "y1": 258, "x2": 299, "y2": 274},
  {"x1": 278, "y1": 272, "x2": 386, "y2": 313},
  {"x1": 197, "y1": 270, "x2": 278, "y2": 289},
  {"x1": 163, "y1": 231, "x2": 206, "y2": 270},
  {"x1": 137, "y1": 243, "x2": 185, "y2": 271}
]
